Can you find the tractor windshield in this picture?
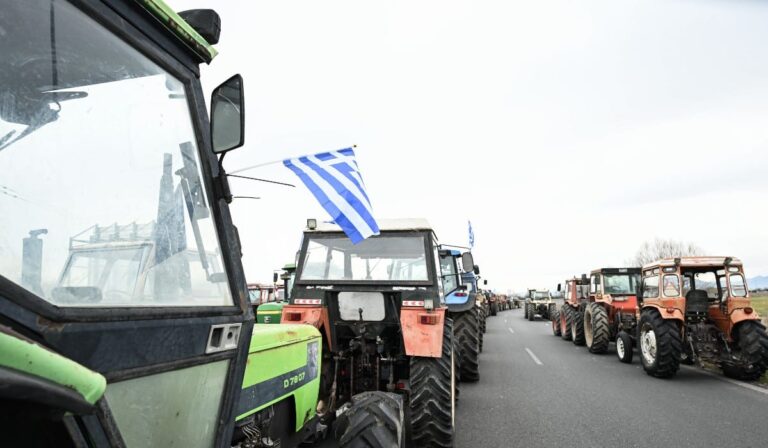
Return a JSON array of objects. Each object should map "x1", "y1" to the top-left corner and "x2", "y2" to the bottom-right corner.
[
  {"x1": 299, "y1": 234, "x2": 429, "y2": 282},
  {"x1": 532, "y1": 291, "x2": 550, "y2": 300},
  {"x1": 603, "y1": 274, "x2": 639, "y2": 295},
  {"x1": 0, "y1": 0, "x2": 232, "y2": 307}
]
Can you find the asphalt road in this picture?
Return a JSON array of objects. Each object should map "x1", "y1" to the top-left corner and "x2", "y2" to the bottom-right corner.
[
  {"x1": 456, "y1": 308, "x2": 768, "y2": 448},
  {"x1": 312, "y1": 307, "x2": 768, "y2": 447}
]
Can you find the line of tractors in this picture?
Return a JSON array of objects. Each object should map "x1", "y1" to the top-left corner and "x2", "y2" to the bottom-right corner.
[{"x1": 522, "y1": 258, "x2": 768, "y2": 381}]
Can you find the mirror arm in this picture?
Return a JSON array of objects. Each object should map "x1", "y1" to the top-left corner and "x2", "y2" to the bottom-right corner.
[{"x1": 213, "y1": 160, "x2": 234, "y2": 204}]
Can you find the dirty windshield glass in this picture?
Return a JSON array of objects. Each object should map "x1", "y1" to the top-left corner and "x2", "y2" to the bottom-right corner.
[
  {"x1": 299, "y1": 235, "x2": 428, "y2": 281},
  {"x1": 0, "y1": 0, "x2": 231, "y2": 307},
  {"x1": 603, "y1": 274, "x2": 639, "y2": 295}
]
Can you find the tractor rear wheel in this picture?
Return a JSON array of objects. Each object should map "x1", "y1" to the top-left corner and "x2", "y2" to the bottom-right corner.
[
  {"x1": 527, "y1": 304, "x2": 535, "y2": 321},
  {"x1": 616, "y1": 331, "x2": 633, "y2": 364},
  {"x1": 523, "y1": 303, "x2": 528, "y2": 319},
  {"x1": 490, "y1": 302, "x2": 498, "y2": 316},
  {"x1": 571, "y1": 307, "x2": 585, "y2": 346},
  {"x1": 584, "y1": 303, "x2": 610, "y2": 354},
  {"x1": 551, "y1": 310, "x2": 561, "y2": 336},
  {"x1": 335, "y1": 391, "x2": 404, "y2": 448},
  {"x1": 454, "y1": 309, "x2": 480, "y2": 382},
  {"x1": 409, "y1": 318, "x2": 455, "y2": 447},
  {"x1": 560, "y1": 305, "x2": 572, "y2": 341},
  {"x1": 721, "y1": 320, "x2": 768, "y2": 381},
  {"x1": 638, "y1": 309, "x2": 681, "y2": 378}
]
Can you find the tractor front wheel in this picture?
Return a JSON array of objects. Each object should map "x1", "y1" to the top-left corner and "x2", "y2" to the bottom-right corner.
[
  {"x1": 721, "y1": 320, "x2": 768, "y2": 381},
  {"x1": 584, "y1": 303, "x2": 610, "y2": 354},
  {"x1": 527, "y1": 304, "x2": 535, "y2": 321},
  {"x1": 335, "y1": 391, "x2": 405, "y2": 448},
  {"x1": 551, "y1": 310, "x2": 561, "y2": 336},
  {"x1": 409, "y1": 318, "x2": 455, "y2": 447},
  {"x1": 560, "y1": 305, "x2": 572, "y2": 341},
  {"x1": 616, "y1": 331, "x2": 633, "y2": 364},
  {"x1": 571, "y1": 307, "x2": 586, "y2": 346},
  {"x1": 638, "y1": 309, "x2": 681, "y2": 378}
]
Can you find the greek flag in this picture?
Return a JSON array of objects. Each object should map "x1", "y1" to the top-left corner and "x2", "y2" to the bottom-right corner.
[
  {"x1": 284, "y1": 148, "x2": 379, "y2": 244},
  {"x1": 468, "y1": 220, "x2": 475, "y2": 248}
]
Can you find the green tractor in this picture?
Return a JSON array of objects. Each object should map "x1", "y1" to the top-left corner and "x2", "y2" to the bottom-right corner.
[
  {"x1": 0, "y1": 2, "x2": 325, "y2": 446},
  {"x1": 253, "y1": 264, "x2": 296, "y2": 324}
]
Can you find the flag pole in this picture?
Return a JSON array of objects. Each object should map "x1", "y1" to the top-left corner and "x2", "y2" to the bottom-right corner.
[{"x1": 228, "y1": 145, "x2": 357, "y2": 175}]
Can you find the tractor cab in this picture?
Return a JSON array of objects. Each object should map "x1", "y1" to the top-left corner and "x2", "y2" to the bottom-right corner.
[
  {"x1": 439, "y1": 248, "x2": 478, "y2": 312},
  {"x1": 637, "y1": 257, "x2": 768, "y2": 380},
  {"x1": 0, "y1": 2, "x2": 322, "y2": 447},
  {"x1": 589, "y1": 268, "x2": 641, "y2": 306}
]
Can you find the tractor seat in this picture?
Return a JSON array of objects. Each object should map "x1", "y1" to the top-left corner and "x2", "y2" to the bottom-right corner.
[{"x1": 685, "y1": 289, "x2": 709, "y2": 315}]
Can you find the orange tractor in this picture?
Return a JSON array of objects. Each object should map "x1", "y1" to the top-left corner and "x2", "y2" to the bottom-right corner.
[
  {"x1": 635, "y1": 257, "x2": 768, "y2": 380},
  {"x1": 553, "y1": 275, "x2": 589, "y2": 340}
]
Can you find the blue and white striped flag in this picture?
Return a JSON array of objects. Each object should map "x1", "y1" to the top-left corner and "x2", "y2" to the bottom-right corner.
[
  {"x1": 468, "y1": 220, "x2": 475, "y2": 248},
  {"x1": 284, "y1": 147, "x2": 380, "y2": 244}
]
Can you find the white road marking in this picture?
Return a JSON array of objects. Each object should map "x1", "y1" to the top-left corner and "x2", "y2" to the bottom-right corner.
[
  {"x1": 525, "y1": 347, "x2": 543, "y2": 365},
  {"x1": 681, "y1": 366, "x2": 768, "y2": 397},
  {"x1": 508, "y1": 327, "x2": 515, "y2": 334}
]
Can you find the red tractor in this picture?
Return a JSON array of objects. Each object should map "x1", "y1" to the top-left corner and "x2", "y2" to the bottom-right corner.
[
  {"x1": 569, "y1": 268, "x2": 641, "y2": 353},
  {"x1": 553, "y1": 275, "x2": 589, "y2": 340},
  {"x1": 636, "y1": 257, "x2": 768, "y2": 380},
  {"x1": 280, "y1": 219, "x2": 464, "y2": 446}
]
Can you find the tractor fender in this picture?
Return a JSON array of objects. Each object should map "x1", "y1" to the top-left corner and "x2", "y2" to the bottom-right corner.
[
  {"x1": 643, "y1": 304, "x2": 684, "y2": 322},
  {"x1": 281, "y1": 305, "x2": 331, "y2": 343},
  {"x1": 400, "y1": 308, "x2": 446, "y2": 358},
  {"x1": 446, "y1": 295, "x2": 476, "y2": 313},
  {"x1": 730, "y1": 308, "x2": 762, "y2": 326}
]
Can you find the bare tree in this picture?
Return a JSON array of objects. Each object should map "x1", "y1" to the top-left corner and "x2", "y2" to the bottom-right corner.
[{"x1": 629, "y1": 238, "x2": 703, "y2": 266}]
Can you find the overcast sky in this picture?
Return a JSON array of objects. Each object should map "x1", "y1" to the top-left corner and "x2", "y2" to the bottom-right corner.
[{"x1": 172, "y1": 0, "x2": 768, "y2": 292}]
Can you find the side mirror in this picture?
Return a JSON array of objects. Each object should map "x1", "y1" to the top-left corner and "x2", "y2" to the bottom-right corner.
[
  {"x1": 473, "y1": 264, "x2": 480, "y2": 275},
  {"x1": 461, "y1": 252, "x2": 474, "y2": 272},
  {"x1": 211, "y1": 74, "x2": 245, "y2": 154},
  {"x1": 557, "y1": 283, "x2": 561, "y2": 292},
  {"x1": 483, "y1": 280, "x2": 488, "y2": 286},
  {"x1": 273, "y1": 272, "x2": 279, "y2": 283},
  {"x1": 178, "y1": 10, "x2": 221, "y2": 44}
]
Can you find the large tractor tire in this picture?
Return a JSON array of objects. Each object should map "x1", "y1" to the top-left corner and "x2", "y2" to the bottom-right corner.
[
  {"x1": 616, "y1": 331, "x2": 633, "y2": 364},
  {"x1": 527, "y1": 303, "x2": 535, "y2": 321},
  {"x1": 523, "y1": 303, "x2": 528, "y2": 319},
  {"x1": 335, "y1": 391, "x2": 405, "y2": 448},
  {"x1": 721, "y1": 320, "x2": 768, "y2": 381},
  {"x1": 571, "y1": 307, "x2": 585, "y2": 346},
  {"x1": 490, "y1": 302, "x2": 498, "y2": 316},
  {"x1": 560, "y1": 305, "x2": 572, "y2": 341},
  {"x1": 638, "y1": 309, "x2": 682, "y2": 378},
  {"x1": 409, "y1": 318, "x2": 455, "y2": 447},
  {"x1": 584, "y1": 303, "x2": 610, "y2": 354},
  {"x1": 454, "y1": 310, "x2": 481, "y2": 382},
  {"x1": 551, "y1": 309, "x2": 561, "y2": 336}
]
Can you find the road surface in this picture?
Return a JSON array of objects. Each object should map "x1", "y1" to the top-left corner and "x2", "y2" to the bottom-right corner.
[{"x1": 455, "y1": 308, "x2": 768, "y2": 447}]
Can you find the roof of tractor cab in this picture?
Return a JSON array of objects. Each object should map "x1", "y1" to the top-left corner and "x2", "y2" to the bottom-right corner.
[
  {"x1": 591, "y1": 267, "x2": 641, "y2": 275},
  {"x1": 309, "y1": 218, "x2": 434, "y2": 233},
  {"x1": 138, "y1": 0, "x2": 218, "y2": 63},
  {"x1": 643, "y1": 256, "x2": 742, "y2": 270}
]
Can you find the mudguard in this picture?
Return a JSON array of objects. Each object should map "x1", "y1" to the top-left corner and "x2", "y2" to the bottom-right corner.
[
  {"x1": 446, "y1": 292, "x2": 476, "y2": 313},
  {"x1": 400, "y1": 308, "x2": 446, "y2": 358}
]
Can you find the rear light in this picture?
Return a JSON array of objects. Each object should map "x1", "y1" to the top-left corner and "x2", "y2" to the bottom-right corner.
[
  {"x1": 666, "y1": 307, "x2": 675, "y2": 314},
  {"x1": 396, "y1": 382, "x2": 406, "y2": 390},
  {"x1": 403, "y1": 300, "x2": 425, "y2": 307},
  {"x1": 455, "y1": 292, "x2": 468, "y2": 297},
  {"x1": 744, "y1": 307, "x2": 753, "y2": 314},
  {"x1": 419, "y1": 314, "x2": 439, "y2": 325},
  {"x1": 285, "y1": 312, "x2": 303, "y2": 321},
  {"x1": 294, "y1": 298, "x2": 322, "y2": 305}
]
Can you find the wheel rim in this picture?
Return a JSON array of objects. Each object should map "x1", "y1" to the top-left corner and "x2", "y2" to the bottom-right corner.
[
  {"x1": 640, "y1": 325, "x2": 657, "y2": 365},
  {"x1": 584, "y1": 307, "x2": 593, "y2": 346},
  {"x1": 560, "y1": 312, "x2": 566, "y2": 334},
  {"x1": 616, "y1": 337, "x2": 625, "y2": 359}
]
